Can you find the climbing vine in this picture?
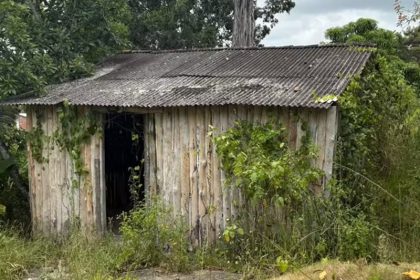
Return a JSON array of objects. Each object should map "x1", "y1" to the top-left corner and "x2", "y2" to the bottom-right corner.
[
  {"x1": 54, "y1": 101, "x2": 99, "y2": 178},
  {"x1": 214, "y1": 120, "x2": 323, "y2": 207},
  {"x1": 27, "y1": 111, "x2": 48, "y2": 163},
  {"x1": 28, "y1": 101, "x2": 99, "y2": 188}
]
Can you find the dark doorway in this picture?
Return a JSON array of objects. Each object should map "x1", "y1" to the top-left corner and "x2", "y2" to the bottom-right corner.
[{"x1": 104, "y1": 113, "x2": 144, "y2": 221}]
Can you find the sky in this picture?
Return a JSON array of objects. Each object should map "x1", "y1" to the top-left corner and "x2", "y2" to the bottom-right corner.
[{"x1": 260, "y1": 0, "x2": 415, "y2": 46}]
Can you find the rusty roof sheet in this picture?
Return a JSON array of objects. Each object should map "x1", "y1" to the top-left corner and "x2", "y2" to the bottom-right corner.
[{"x1": 2, "y1": 45, "x2": 372, "y2": 109}]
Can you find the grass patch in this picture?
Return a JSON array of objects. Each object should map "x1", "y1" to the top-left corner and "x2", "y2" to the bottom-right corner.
[{"x1": 0, "y1": 228, "x2": 55, "y2": 279}]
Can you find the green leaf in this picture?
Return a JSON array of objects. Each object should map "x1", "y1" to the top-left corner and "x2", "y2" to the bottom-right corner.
[{"x1": 0, "y1": 158, "x2": 16, "y2": 174}]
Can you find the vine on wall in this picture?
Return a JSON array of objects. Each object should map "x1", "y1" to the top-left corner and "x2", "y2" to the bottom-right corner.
[
  {"x1": 28, "y1": 101, "x2": 100, "y2": 188},
  {"x1": 27, "y1": 111, "x2": 47, "y2": 163},
  {"x1": 214, "y1": 120, "x2": 323, "y2": 208}
]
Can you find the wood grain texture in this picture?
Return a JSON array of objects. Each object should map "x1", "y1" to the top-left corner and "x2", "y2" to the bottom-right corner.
[
  {"x1": 28, "y1": 106, "x2": 105, "y2": 237},
  {"x1": 28, "y1": 105, "x2": 337, "y2": 242},
  {"x1": 143, "y1": 105, "x2": 336, "y2": 244}
]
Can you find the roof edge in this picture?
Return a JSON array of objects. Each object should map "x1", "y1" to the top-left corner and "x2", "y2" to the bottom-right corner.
[{"x1": 120, "y1": 43, "x2": 377, "y2": 54}]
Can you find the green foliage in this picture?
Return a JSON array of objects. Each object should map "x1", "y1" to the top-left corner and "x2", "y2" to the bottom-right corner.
[
  {"x1": 128, "y1": 162, "x2": 144, "y2": 207},
  {"x1": 214, "y1": 120, "x2": 322, "y2": 207},
  {"x1": 119, "y1": 199, "x2": 191, "y2": 272},
  {"x1": 336, "y1": 51, "x2": 420, "y2": 260},
  {"x1": 213, "y1": 121, "x2": 341, "y2": 274},
  {"x1": 326, "y1": 19, "x2": 403, "y2": 54},
  {"x1": 326, "y1": 17, "x2": 420, "y2": 96},
  {"x1": 338, "y1": 55, "x2": 418, "y2": 176},
  {"x1": 25, "y1": 103, "x2": 99, "y2": 189},
  {"x1": 58, "y1": 232, "x2": 123, "y2": 280},
  {"x1": 223, "y1": 224, "x2": 244, "y2": 243},
  {"x1": 0, "y1": 228, "x2": 54, "y2": 279},
  {"x1": 128, "y1": 0, "x2": 295, "y2": 49},
  {"x1": 54, "y1": 102, "x2": 99, "y2": 179},
  {"x1": 27, "y1": 112, "x2": 47, "y2": 163},
  {"x1": 0, "y1": 0, "x2": 131, "y2": 99},
  {"x1": 337, "y1": 214, "x2": 376, "y2": 260},
  {"x1": 0, "y1": 226, "x2": 137, "y2": 280}
]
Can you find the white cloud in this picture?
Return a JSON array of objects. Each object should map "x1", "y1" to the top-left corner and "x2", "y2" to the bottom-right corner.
[{"x1": 260, "y1": 0, "x2": 414, "y2": 46}]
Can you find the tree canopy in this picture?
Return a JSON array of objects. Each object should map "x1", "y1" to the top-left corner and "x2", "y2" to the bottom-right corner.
[
  {"x1": 0, "y1": 0, "x2": 131, "y2": 99},
  {"x1": 325, "y1": 18, "x2": 420, "y2": 95},
  {"x1": 128, "y1": 0, "x2": 295, "y2": 49}
]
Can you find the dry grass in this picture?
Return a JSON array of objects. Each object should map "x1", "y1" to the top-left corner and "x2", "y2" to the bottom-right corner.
[{"x1": 272, "y1": 260, "x2": 420, "y2": 280}]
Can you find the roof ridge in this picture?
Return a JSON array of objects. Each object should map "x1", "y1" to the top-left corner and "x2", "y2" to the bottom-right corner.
[{"x1": 120, "y1": 43, "x2": 376, "y2": 54}]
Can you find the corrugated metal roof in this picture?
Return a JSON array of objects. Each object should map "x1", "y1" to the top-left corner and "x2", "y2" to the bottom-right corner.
[{"x1": 1, "y1": 45, "x2": 372, "y2": 109}]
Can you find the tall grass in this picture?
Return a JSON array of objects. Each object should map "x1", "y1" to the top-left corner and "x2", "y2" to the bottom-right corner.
[
  {"x1": 0, "y1": 228, "x2": 55, "y2": 279},
  {"x1": 0, "y1": 226, "x2": 129, "y2": 280}
]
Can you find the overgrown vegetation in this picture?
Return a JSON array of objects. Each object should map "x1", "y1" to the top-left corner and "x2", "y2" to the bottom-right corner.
[{"x1": 0, "y1": 2, "x2": 419, "y2": 278}]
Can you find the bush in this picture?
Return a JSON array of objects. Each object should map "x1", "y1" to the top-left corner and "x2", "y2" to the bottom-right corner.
[
  {"x1": 118, "y1": 200, "x2": 192, "y2": 272},
  {"x1": 337, "y1": 214, "x2": 376, "y2": 260}
]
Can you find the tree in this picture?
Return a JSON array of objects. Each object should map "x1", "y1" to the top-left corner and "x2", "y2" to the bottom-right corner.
[
  {"x1": 232, "y1": 0, "x2": 256, "y2": 47},
  {"x1": 128, "y1": 0, "x2": 295, "y2": 49},
  {"x1": 394, "y1": 0, "x2": 419, "y2": 26},
  {"x1": 325, "y1": 18, "x2": 420, "y2": 95},
  {"x1": 0, "y1": 0, "x2": 132, "y2": 222},
  {"x1": 327, "y1": 20, "x2": 420, "y2": 255}
]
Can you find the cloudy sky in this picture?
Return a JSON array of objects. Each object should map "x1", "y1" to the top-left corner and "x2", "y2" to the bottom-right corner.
[{"x1": 260, "y1": 0, "x2": 415, "y2": 46}]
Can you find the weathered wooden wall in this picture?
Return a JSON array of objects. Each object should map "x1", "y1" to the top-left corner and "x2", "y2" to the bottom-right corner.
[
  {"x1": 143, "y1": 105, "x2": 338, "y2": 245},
  {"x1": 26, "y1": 104, "x2": 337, "y2": 239},
  {"x1": 27, "y1": 106, "x2": 106, "y2": 236}
]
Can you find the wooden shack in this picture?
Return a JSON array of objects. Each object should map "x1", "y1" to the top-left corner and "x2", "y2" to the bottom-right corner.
[{"x1": 3, "y1": 45, "x2": 371, "y2": 241}]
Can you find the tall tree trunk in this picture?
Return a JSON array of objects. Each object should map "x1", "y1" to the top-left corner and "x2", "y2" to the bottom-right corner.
[{"x1": 232, "y1": 0, "x2": 256, "y2": 48}]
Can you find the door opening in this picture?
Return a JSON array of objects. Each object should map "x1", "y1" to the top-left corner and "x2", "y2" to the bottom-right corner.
[{"x1": 104, "y1": 113, "x2": 144, "y2": 225}]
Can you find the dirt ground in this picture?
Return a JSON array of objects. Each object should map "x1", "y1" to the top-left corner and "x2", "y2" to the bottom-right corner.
[{"x1": 271, "y1": 260, "x2": 420, "y2": 280}]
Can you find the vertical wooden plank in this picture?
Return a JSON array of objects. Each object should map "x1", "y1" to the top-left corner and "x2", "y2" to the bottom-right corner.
[
  {"x1": 143, "y1": 114, "x2": 150, "y2": 202},
  {"x1": 172, "y1": 108, "x2": 181, "y2": 216},
  {"x1": 279, "y1": 107, "x2": 289, "y2": 130},
  {"x1": 59, "y1": 108, "x2": 70, "y2": 234},
  {"x1": 154, "y1": 113, "x2": 163, "y2": 196},
  {"x1": 220, "y1": 106, "x2": 231, "y2": 228},
  {"x1": 148, "y1": 114, "x2": 158, "y2": 199},
  {"x1": 204, "y1": 107, "x2": 213, "y2": 243},
  {"x1": 196, "y1": 106, "x2": 206, "y2": 245},
  {"x1": 253, "y1": 105, "x2": 262, "y2": 124},
  {"x1": 41, "y1": 107, "x2": 51, "y2": 234},
  {"x1": 236, "y1": 106, "x2": 247, "y2": 211},
  {"x1": 260, "y1": 106, "x2": 269, "y2": 124},
  {"x1": 228, "y1": 105, "x2": 239, "y2": 221},
  {"x1": 324, "y1": 106, "x2": 338, "y2": 184},
  {"x1": 49, "y1": 107, "x2": 61, "y2": 235},
  {"x1": 315, "y1": 110, "x2": 327, "y2": 172},
  {"x1": 26, "y1": 108, "x2": 37, "y2": 233},
  {"x1": 91, "y1": 122, "x2": 103, "y2": 233},
  {"x1": 211, "y1": 106, "x2": 223, "y2": 239},
  {"x1": 55, "y1": 107, "x2": 64, "y2": 235},
  {"x1": 296, "y1": 109, "x2": 308, "y2": 150},
  {"x1": 163, "y1": 109, "x2": 173, "y2": 206},
  {"x1": 84, "y1": 133, "x2": 93, "y2": 234},
  {"x1": 99, "y1": 114, "x2": 106, "y2": 231},
  {"x1": 180, "y1": 108, "x2": 190, "y2": 217},
  {"x1": 188, "y1": 107, "x2": 199, "y2": 245},
  {"x1": 288, "y1": 109, "x2": 298, "y2": 150}
]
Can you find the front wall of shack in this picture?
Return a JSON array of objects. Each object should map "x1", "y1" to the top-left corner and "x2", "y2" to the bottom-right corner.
[
  {"x1": 143, "y1": 105, "x2": 338, "y2": 244},
  {"x1": 27, "y1": 105, "x2": 337, "y2": 240}
]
